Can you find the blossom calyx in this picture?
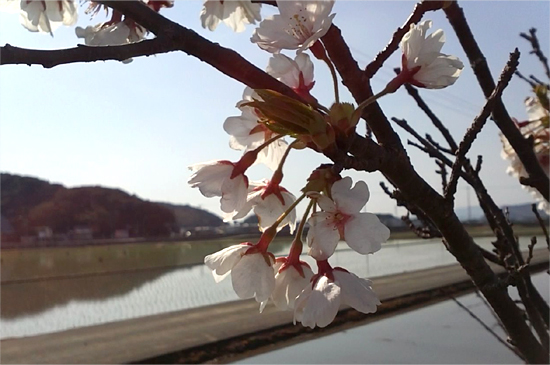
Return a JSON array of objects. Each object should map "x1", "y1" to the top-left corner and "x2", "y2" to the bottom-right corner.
[
  {"x1": 329, "y1": 102, "x2": 357, "y2": 135},
  {"x1": 246, "y1": 90, "x2": 329, "y2": 146},
  {"x1": 301, "y1": 165, "x2": 340, "y2": 194}
]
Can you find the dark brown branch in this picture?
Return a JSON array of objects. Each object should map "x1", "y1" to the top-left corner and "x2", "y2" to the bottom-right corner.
[
  {"x1": 525, "y1": 237, "x2": 537, "y2": 266},
  {"x1": 444, "y1": 2, "x2": 549, "y2": 202},
  {"x1": 479, "y1": 246, "x2": 504, "y2": 266},
  {"x1": 436, "y1": 160, "x2": 448, "y2": 189},
  {"x1": 0, "y1": 41, "x2": 176, "y2": 68},
  {"x1": 445, "y1": 50, "x2": 519, "y2": 201},
  {"x1": 364, "y1": 0, "x2": 445, "y2": 79},
  {"x1": 395, "y1": 114, "x2": 550, "y2": 334},
  {"x1": 520, "y1": 28, "x2": 550, "y2": 80},
  {"x1": 531, "y1": 204, "x2": 550, "y2": 249},
  {"x1": 474, "y1": 155, "x2": 483, "y2": 174}
]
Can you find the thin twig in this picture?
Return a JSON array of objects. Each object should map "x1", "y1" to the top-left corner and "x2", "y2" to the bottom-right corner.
[
  {"x1": 396, "y1": 67, "x2": 459, "y2": 153},
  {"x1": 445, "y1": 50, "x2": 519, "y2": 202},
  {"x1": 451, "y1": 296, "x2": 526, "y2": 360},
  {"x1": 531, "y1": 204, "x2": 549, "y2": 249},
  {"x1": 515, "y1": 70, "x2": 538, "y2": 88},
  {"x1": 526, "y1": 237, "x2": 537, "y2": 266},
  {"x1": 436, "y1": 160, "x2": 448, "y2": 189},
  {"x1": 426, "y1": 134, "x2": 454, "y2": 155},
  {"x1": 529, "y1": 75, "x2": 550, "y2": 89},
  {"x1": 520, "y1": 28, "x2": 550, "y2": 80}
]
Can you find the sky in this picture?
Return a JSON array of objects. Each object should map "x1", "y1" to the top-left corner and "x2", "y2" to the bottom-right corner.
[{"x1": 0, "y1": 1, "x2": 549, "y2": 221}]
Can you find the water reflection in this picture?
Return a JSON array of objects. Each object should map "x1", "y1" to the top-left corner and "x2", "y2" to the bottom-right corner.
[
  {"x1": 0, "y1": 237, "x2": 540, "y2": 339},
  {"x1": 1, "y1": 266, "x2": 180, "y2": 318}
]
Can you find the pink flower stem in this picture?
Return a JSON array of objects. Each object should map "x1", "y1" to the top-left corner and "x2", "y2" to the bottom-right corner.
[
  {"x1": 311, "y1": 41, "x2": 340, "y2": 103},
  {"x1": 287, "y1": 198, "x2": 315, "y2": 264},
  {"x1": 232, "y1": 134, "x2": 285, "y2": 178}
]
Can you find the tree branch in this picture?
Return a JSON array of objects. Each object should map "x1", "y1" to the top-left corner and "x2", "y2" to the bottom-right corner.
[
  {"x1": 445, "y1": 50, "x2": 519, "y2": 201},
  {"x1": 0, "y1": 41, "x2": 177, "y2": 68},
  {"x1": 520, "y1": 28, "x2": 550, "y2": 80},
  {"x1": 444, "y1": 2, "x2": 549, "y2": 202}
]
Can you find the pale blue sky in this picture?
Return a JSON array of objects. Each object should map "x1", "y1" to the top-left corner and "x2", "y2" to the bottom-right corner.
[{"x1": 0, "y1": 1, "x2": 548, "y2": 219}]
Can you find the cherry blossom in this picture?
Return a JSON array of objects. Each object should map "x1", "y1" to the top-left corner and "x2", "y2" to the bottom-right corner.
[
  {"x1": 294, "y1": 261, "x2": 380, "y2": 328},
  {"x1": 201, "y1": 0, "x2": 261, "y2": 33},
  {"x1": 306, "y1": 177, "x2": 390, "y2": 260},
  {"x1": 251, "y1": 0, "x2": 335, "y2": 53},
  {"x1": 227, "y1": 179, "x2": 297, "y2": 233},
  {"x1": 261, "y1": 259, "x2": 313, "y2": 312},
  {"x1": 204, "y1": 243, "x2": 275, "y2": 303},
  {"x1": 223, "y1": 105, "x2": 288, "y2": 171},
  {"x1": 393, "y1": 20, "x2": 463, "y2": 90},
  {"x1": 11, "y1": 0, "x2": 78, "y2": 35},
  {"x1": 266, "y1": 53, "x2": 315, "y2": 99},
  {"x1": 188, "y1": 160, "x2": 249, "y2": 214}
]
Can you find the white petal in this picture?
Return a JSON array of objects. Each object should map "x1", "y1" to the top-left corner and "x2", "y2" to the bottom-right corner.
[
  {"x1": 220, "y1": 174, "x2": 249, "y2": 214},
  {"x1": 204, "y1": 244, "x2": 249, "y2": 282},
  {"x1": 256, "y1": 138, "x2": 288, "y2": 171},
  {"x1": 297, "y1": 276, "x2": 340, "y2": 328},
  {"x1": 271, "y1": 264, "x2": 313, "y2": 310},
  {"x1": 200, "y1": 1, "x2": 223, "y2": 31},
  {"x1": 188, "y1": 161, "x2": 233, "y2": 198},
  {"x1": 413, "y1": 54, "x2": 464, "y2": 89},
  {"x1": 231, "y1": 253, "x2": 275, "y2": 302},
  {"x1": 316, "y1": 194, "x2": 337, "y2": 213},
  {"x1": 334, "y1": 270, "x2": 380, "y2": 314},
  {"x1": 344, "y1": 213, "x2": 390, "y2": 255},
  {"x1": 332, "y1": 177, "x2": 369, "y2": 214},
  {"x1": 306, "y1": 212, "x2": 340, "y2": 260}
]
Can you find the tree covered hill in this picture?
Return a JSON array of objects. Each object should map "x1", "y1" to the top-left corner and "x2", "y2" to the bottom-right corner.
[{"x1": 1, "y1": 173, "x2": 221, "y2": 240}]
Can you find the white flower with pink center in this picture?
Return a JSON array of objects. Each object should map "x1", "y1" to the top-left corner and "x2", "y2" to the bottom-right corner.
[
  {"x1": 188, "y1": 159, "x2": 249, "y2": 214},
  {"x1": 306, "y1": 177, "x2": 390, "y2": 260},
  {"x1": 397, "y1": 20, "x2": 463, "y2": 89},
  {"x1": 200, "y1": 0, "x2": 261, "y2": 33},
  {"x1": 251, "y1": 0, "x2": 335, "y2": 53},
  {"x1": 228, "y1": 179, "x2": 297, "y2": 233},
  {"x1": 223, "y1": 106, "x2": 288, "y2": 171},
  {"x1": 226, "y1": 88, "x2": 288, "y2": 171},
  {"x1": 204, "y1": 243, "x2": 275, "y2": 303},
  {"x1": 261, "y1": 259, "x2": 313, "y2": 312},
  {"x1": 294, "y1": 261, "x2": 380, "y2": 328},
  {"x1": 266, "y1": 53, "x2": 315, "y2": 99}
]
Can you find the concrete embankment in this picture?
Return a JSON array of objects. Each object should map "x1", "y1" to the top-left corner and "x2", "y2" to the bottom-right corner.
[{"x1": 1, "y1": 248, "x2": 548, "y2": 364}]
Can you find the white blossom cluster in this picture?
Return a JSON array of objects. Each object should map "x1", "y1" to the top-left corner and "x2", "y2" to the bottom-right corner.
[
  {"x1": 1, "y1": 0, "x2": 471, "y2": 329},
  {"x1": 190, "y1": 1, "x2": 464, "y2": 328}
]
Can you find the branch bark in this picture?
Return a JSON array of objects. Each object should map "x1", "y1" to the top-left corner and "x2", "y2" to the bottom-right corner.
[{"x1": 444, "y1": 2, "x2": 549, "y2": 202}]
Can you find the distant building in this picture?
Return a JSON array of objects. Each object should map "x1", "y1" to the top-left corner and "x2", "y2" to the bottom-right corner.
[
  {"x1": 36, "y1": 226, "x2": 53, "y2": 240},
  {"x1": 70, "y1": 226, "x2": 93, "y2": 240},
  {"x1": 114, "y1": 229, "x2": 129, "y2": 239}
]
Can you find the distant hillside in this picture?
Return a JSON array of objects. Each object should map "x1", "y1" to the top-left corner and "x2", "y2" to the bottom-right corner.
[
  {"x1": 0, "y1": 173, "x2": 222, "y2": 241},
  {"x1": 159, "y1": 202, "x2": 223, "y2": 228}
]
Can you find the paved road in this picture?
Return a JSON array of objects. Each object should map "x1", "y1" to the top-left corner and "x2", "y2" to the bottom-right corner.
[{"x1": 1, "y1": 249, "x2": 547, "y2": 364}]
